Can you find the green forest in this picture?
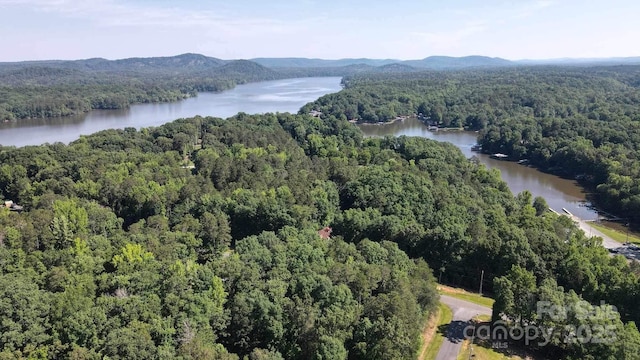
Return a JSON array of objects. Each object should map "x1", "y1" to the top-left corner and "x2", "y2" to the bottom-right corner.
[
  {"x1": 0, "y1": 53, "x2": 508, "y2": 122},
  {"x1": 0, "y1": 56, "x2": 281, "y2": 120},
  {"x1": 1, "y1": 110, "x2": 639, "y2": 359},
  {"x1": 304, "y1": 66, "x2": 640, "y2": 225},
  {"x1": 0, "y1": 53, "x2": 412, "y2": 122}
]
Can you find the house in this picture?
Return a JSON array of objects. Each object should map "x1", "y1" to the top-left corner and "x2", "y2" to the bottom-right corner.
[
  {"x1": 4, "y1": 200, "x2": 23, "y2": 212},
  {"x1": 318, "y1": 227, "x2": 332, "y2": 239}
]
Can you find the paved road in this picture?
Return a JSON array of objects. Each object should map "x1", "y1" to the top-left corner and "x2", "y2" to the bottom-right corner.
[
  {"x1": 549, "y1": 208, "x2": 618, "y2": 249},
  {"x1": 553, "y1": 210, "x2": 640, "y2": 261},
  {"x1": 435, "y1": 295, "x2": 492, "y2": 360},
  {"x1": 567, "y1": 214, "x2": 619, "y2": 249}
]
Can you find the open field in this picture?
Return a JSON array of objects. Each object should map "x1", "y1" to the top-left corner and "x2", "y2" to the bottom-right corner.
[{"x1": 437, "y1": 285, "x2": 495, "y2": 308}]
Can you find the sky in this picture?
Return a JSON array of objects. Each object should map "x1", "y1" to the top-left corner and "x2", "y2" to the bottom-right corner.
[{"x1": 0, "y1": 0, "x2": 638, "y2": 62}]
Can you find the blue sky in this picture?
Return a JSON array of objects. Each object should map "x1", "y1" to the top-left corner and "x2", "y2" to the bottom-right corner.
[{"x1": 0, "y1": 0, "x2": 637, "y2": 61}]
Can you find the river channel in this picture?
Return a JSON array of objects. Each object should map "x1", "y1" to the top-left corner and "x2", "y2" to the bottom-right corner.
[
  {"x1": 0, "y1": 76, "x2": 596, "y2": 220},
  {"x1": 358, "y1": 117, "x2": 598, "y2": 220}
]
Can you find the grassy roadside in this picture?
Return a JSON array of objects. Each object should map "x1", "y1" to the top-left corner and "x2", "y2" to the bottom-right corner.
[
  {"x1": 417, "y1": 305, "x2": 441, "y2": 360},
  {"x1": 456, "y1": 315, "x2": 524, "y2": 360},
  {"x1": 438, "y1": 285, "x2": 495, "y2": 308},
  {"x1": 421, "y1": 302, "x2": 453, "y2": 360},
  {"x1": 589, "y1": 222, "x2": 640, "y2": 245},
  {"x1": 457, "y1": 341, "x2": 525, "y2": 360}
]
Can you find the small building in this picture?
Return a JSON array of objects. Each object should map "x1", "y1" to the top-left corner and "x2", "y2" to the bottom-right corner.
[
  {"x1": 318, "y1": 227, "x2": 332, "y2": 240},
  {"x1": 4, "y1": 200, "x2": 23, "y2": 212},
  {"x1": 309, "y1": 110, "x2": 323, "y2": 117}
]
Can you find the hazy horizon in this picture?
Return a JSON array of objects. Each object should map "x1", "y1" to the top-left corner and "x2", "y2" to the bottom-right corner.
[
  {"x1": 4, "y1": 53, "x2": 640, "y2": 64},
  {"x1": 0, "y1": 0, "x2": 638, "y2": 62}
]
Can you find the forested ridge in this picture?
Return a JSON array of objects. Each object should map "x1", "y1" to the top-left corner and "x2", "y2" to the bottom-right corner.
[
  {"x1": 0, "y1": 53, "x2": 518, "y2": 122},
  {"x1": 304, "y1": 66, "x2": 640, "y2": 225},
  {"x1": 0, "y1": 55, "x2": 285, "y2": 121},
  {"x1": 0, "y1": 53, "x2": 433, "y2": 122},
  {"x1": 1, "y1": 111, "x2": 640, "y2": 359}
]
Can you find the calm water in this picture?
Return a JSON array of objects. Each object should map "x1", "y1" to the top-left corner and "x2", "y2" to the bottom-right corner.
[
  {"x1": 0, "y1": 77, "x2": 595, "y2": 220},
  {"x1": 0, "y1": 77, "x2": 343, "y2": 147},
  {"x1": 358, "y1": 117, "x2": 598, "y2": 220}
]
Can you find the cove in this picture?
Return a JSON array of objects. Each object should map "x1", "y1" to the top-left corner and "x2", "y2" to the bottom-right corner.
[
  {"x1": 358, "y1": 117, "x2": 598, "y2": 221},
  {"x1": 0, "y1": 77, "x2": 343, "y2": 147},
  {"x1": 1, "y1": 77, "x2": 597, "y2": 221}
]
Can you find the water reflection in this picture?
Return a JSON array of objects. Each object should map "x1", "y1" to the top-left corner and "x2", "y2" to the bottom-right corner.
[
  {"x1": 358, "y1": 117, "x2": 597, "y2": 220},
  {"x1": 0, "y1": 77, "x2": 343, "y2": 147}
]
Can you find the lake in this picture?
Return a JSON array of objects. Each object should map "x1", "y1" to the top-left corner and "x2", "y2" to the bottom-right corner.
[
  {"x1": 358, "y1": 117, "x2": 598, "y2": 220},
  {"x1": 0, "y1": 76, "x2": 596, "y2": 220},
  {"x1": 0, "y1": 77, "x2": 343, "y2": 147}
]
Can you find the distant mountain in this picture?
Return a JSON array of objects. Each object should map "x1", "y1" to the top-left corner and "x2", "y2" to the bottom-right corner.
[
  {"x1": 252, "y1": 55, "x2": 512, "y2": 69},
  {"x1": 210, "y1": 60, "x2": 278, "y2": 81},
  {"x1": 0, "y1": 55, "x2": 275, "y2": 88},
  {"x1": 403, "y1": 55, "x2": 513, "y2": 69},
  {"x1": 7, "y1": 53, "x2": 640, "y2": 78},
  {"x1": 251, "y1": 58, "x2": 398, "y2": 68},
  {"x1": 98, "y1": 53, "x2": 227, "y2": 72},
  {"x1": 339, "y1": 55, "x2": 640, "y2": 69},
  {"x1": 0, "y1": 53, "x2": 228, "y2": 74},
  {"x1": 516, "y1": 57, "x2": 640, "y2": 66},
  {"x1": 373, "y1": 63, "x2": 418, "y2": 73}
]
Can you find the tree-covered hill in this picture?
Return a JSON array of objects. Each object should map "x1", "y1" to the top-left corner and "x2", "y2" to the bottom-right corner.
[
  {"x1": 402, "y1": 55, "x2": 512, "y2": 69},
  {"x1": 251, "y1": 55, "x2": 513, "y2": 69},
  {"x1": 0, "y1": 53, "x2": 519, "y2": 122},
  {"x1": 0, "y1": 53, "x2": 228, "y2": 74},
  {"x1": 250, "y1": 57, "x2": 399, "y2": 68},
  {"x1": 0, "y1": 113, "x2": 639, "y2": 359},
  {"x1": 0, "y1": 55, "x2": 283, "y2": 120},
  {"x1": 304, "y1": 66, "x2": 640, "y2": 225}
]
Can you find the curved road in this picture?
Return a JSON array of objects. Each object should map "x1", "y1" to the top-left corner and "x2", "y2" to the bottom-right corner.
[
  {"x1": 433, "y1": 213, "x2": 628, "y2": 360},
  {"x1": 435, "y1": 295, "x2": 492, "y2": 360}
]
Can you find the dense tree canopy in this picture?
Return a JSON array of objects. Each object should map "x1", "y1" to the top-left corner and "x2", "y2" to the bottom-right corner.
[
  {"x1": 304, "y1": 66, "x2": 640, "y2": 225},
  {"x1": 0, "y1": 57, "x2": 284, "y2": 121},
  {"x1": 6, "y1": 55, "x2": 640, "y2": 359},
  {"x1": 1, "y1": 104, "x2": 639, "y2": 358}
]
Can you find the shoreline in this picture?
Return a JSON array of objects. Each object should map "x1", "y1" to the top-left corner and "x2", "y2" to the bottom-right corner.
[
  {"x1": 0, "y1": 77, "x2": 344, "y2": 147},
  {"x1": 351, "y1": 115, "x2": 412, "y2": 126}
]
